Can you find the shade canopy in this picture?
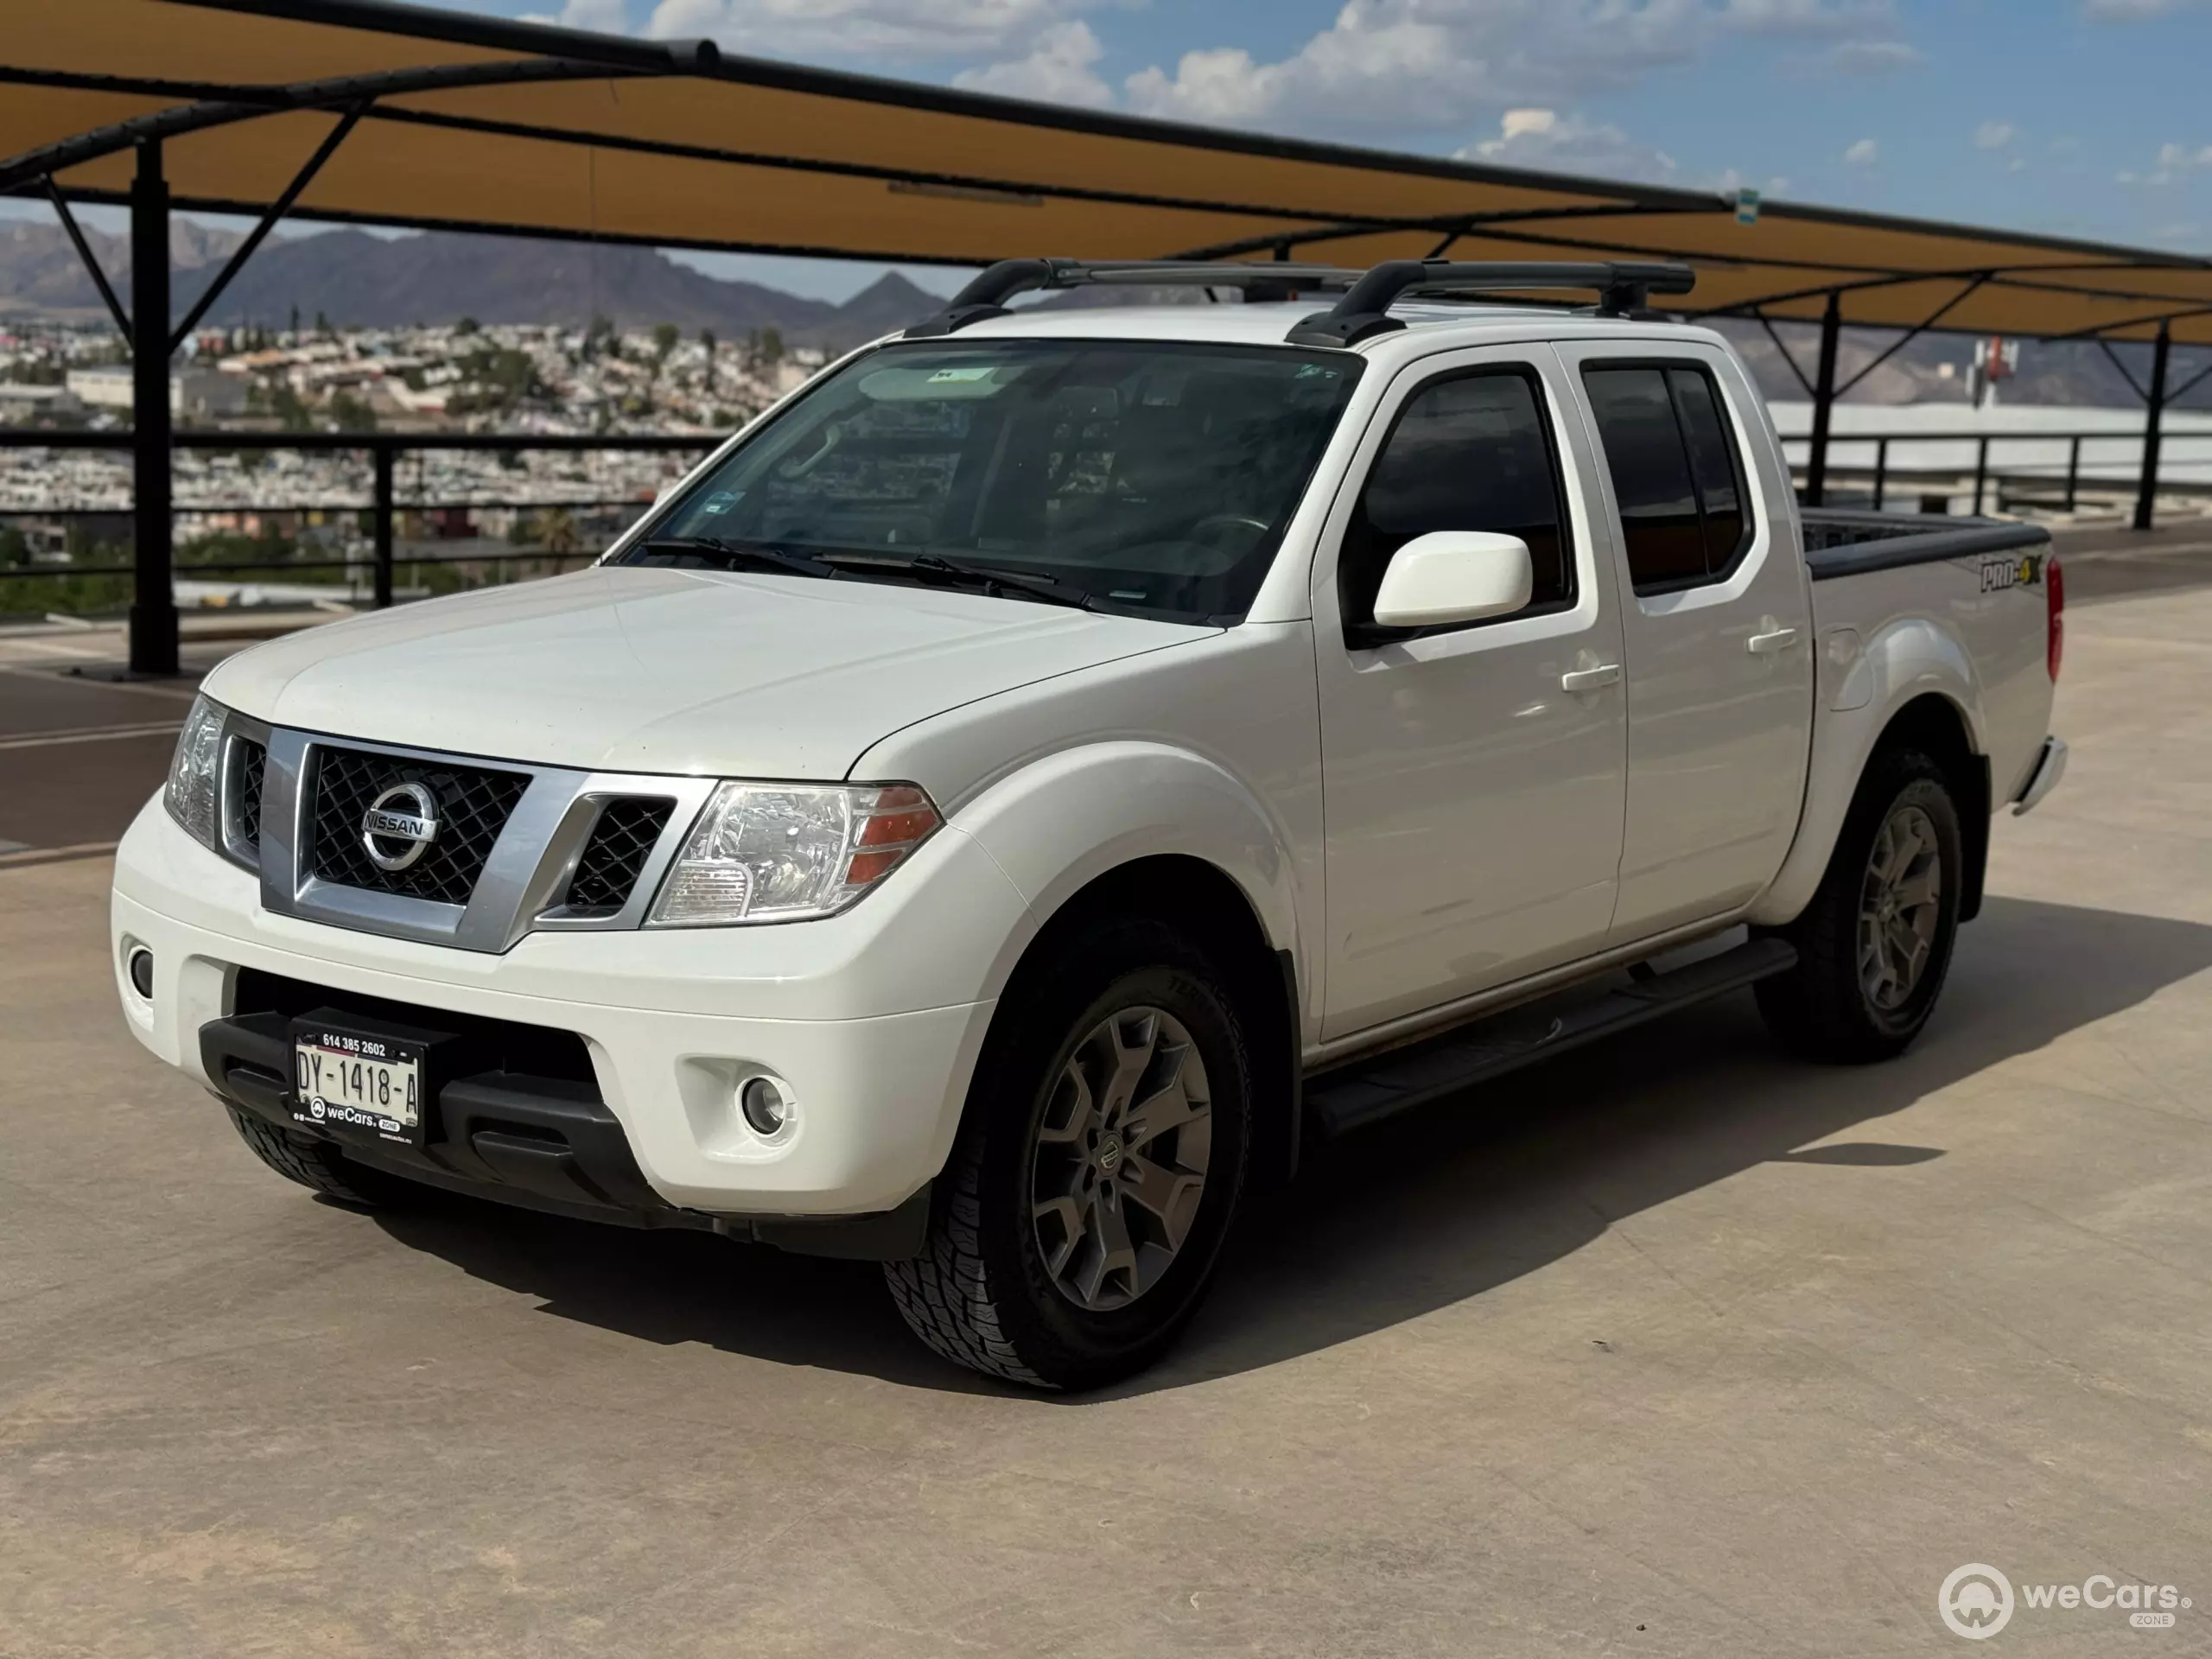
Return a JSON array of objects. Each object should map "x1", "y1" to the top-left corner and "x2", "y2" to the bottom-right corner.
[{"x1": 3, "y1": 0, "x2": 2210, "y2": 345}]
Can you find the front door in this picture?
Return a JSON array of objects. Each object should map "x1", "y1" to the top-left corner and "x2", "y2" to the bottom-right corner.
[
  {"x1": 1315, "y1": 346, "x2": 1628, "y2": 1041},
  {"x1": 1556, "y1": 343, "x2": 1816, "y2": 944}
]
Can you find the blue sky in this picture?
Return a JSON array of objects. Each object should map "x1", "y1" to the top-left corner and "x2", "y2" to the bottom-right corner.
[{"x1": 14, "y1": 1, "x2": 2212, "y2": 301}]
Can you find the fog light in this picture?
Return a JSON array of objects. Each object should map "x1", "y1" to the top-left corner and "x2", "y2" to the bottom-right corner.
[
  {"x1": 740, "y1": 1075, "x2": 792, "y2": 1136},
  {"x1": 126, "y1": 945, "x2": 155, "y2": 999}
]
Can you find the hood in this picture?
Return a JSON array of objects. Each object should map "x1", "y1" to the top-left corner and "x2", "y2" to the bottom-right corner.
[{"x1": 201, "y1": 566, "x2": 1205, "y2": 778}]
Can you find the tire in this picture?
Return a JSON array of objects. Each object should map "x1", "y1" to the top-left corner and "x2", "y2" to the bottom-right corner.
[
  {"x1": 884, "y1": 916, "x2": 1253, "y2": 1390},
  {"x1": 1757, "y1": 746, "x2": 1964, "y2": 1064},
  {"x1": 224, "y1": 1105, "x2": 417, "y2": 1209}
]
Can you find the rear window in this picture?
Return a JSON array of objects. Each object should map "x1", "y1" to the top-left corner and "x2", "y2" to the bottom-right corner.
[{"x1": 1582, "y1": 364, "x2": 1754, "y2": 594}]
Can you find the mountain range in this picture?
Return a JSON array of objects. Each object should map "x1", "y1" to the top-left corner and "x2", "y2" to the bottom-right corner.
[
  {"x1": 0, "y1": 219, "x2": 949, "y2": 349},
  {"x1": 2, "y1": 214, "x2": 2202, "y2": 408}
]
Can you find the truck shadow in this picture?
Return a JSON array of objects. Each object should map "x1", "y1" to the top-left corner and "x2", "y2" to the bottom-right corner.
[{"x1": 365, "y1": 893, "x2": 2212, "y2": 1397}]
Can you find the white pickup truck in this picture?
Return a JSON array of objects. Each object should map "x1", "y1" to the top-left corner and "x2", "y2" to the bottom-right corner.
[{"x1": 114, "y1": 259, "x2": 2066, "y2": 1389}]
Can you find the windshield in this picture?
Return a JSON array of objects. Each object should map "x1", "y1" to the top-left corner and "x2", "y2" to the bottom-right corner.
[{"x1": 621, "y1": 339, "x2": 1363, "y2": 621}]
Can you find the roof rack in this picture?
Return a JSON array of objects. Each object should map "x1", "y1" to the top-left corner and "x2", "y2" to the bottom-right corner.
[
  {"x1": 901, "y1": 257, "x2": 1698, "y2": 344},
  {"x1": 1282, "y1": 260, "x2": 1698, "y2": 346},
  {"x1": 903, "y1": 258, "x2": 1365, "y2": 337}
]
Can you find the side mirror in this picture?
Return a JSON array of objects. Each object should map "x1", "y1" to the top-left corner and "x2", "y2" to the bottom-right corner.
[{"x1": 1370, "y1": 531, "x2": 1534, "y2": 630}]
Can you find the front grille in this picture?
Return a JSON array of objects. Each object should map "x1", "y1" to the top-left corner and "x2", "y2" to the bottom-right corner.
[
  {"x1": 563, "y1": 797, "x2": 673, "y2": 916},
  {"x1": 228, "y1": 736, "x2": 266, "y2": 855},
  {"x1": 307, "y1": 745, "x2": 529, "y2": 906}
]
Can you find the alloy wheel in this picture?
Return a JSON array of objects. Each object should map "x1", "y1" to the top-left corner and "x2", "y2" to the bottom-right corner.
[
  {"x1": 1030, "y1": 1005, "x2": 1212, "y2": 1312},
  {"x1": 1859, "y1": 802, "x2": 1943, "y2": 1012}
]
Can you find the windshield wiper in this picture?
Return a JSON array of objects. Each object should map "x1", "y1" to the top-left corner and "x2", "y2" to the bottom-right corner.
[
  {"x1": 815, "y1": 552, "x2": 1093, "y2": 611},
  {"x1": 636, "y1": 536, "x2": 832, "y2": 579}
]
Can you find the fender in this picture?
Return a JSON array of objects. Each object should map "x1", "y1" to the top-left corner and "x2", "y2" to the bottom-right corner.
[
  {"x1": 1749, "y1": 616, "x2": 1986, "y2": 928},
  {"x1": 948, "y1": 740, "x2": 1311, "y2": 1020}
]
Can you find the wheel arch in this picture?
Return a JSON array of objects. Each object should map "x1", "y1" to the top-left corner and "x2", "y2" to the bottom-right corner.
[
  {"x1": 1751, "y1": 677, "x2": 1990, "y2": 929},
  {"x1": 973, "y1": 853, "x2": 1303, "y2": 1194},
  {"x1": 1876, "y1": 693, "x2": 1991, "y2": 920}
]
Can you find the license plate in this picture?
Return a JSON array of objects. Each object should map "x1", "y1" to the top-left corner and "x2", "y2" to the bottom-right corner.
[{"x1": 292, "y1": 1023, "x2": 424, "y2": 1145}]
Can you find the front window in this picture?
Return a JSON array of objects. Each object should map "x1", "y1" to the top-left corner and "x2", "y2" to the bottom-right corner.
[{"x1": 621, "y1": 340, "x2": 1363, "y2": 622}]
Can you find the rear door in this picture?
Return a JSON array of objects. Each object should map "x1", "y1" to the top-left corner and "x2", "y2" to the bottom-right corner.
[
  {"x1": 1554, "y1": 341, "x2": 1815, "y2": 943},
  {"x1": 1313, "y1": 345, "x2": 1627, "y2": 1039}
]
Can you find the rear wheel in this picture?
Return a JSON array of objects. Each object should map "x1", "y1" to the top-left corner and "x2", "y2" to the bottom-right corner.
[
  {"x1": 884, "y1": 918, "x2": 1252, "y2": 1389},
  {"x1": 224, "y1": 1105, "x2": 416, "y2": 1208},
  {"x1": 1758, "y1": 747, "x2": 1963, "y2": 1063}
]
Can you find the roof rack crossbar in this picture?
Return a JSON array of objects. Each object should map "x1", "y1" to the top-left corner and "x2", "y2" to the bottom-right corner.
[
  {"x1": 900, "y1": 256, "x2": 1695, "y2": 341},
  {"x1": 902, "y1": 257, "x2": 1364, "y2": 336},
  {"x1": 1283, "y1": 259, "x2": 1697, "y2": 346}
]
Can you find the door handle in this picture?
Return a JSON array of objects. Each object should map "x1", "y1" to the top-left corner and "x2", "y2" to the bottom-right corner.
[
  {"x1": 1560, "y1": 663, "x2": 1621, "y2": 692},
  {"x1": 1747, "y1": 626, "x2": 1801, "y2": 654}
]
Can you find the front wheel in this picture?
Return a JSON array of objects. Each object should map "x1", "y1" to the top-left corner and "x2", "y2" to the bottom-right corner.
[
  {"x1": 224, "y1": 1105, "x2": 418, "y2": 1208},
  {"x1": 884, "y1": 918, "x2": 1252, "y2": 1389},
  {"x1": 1757, "y1": 747, "x2": 1964, "y2": 1064}
]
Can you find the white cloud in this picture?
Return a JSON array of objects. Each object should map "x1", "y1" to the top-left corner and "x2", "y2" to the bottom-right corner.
[
  {"x1": 1123, "y1": 1, "x2": 1913, "y2": 136},
  {"x1": 1459, "y1": 109, "x2": 1679, "y2": 184},
  {"x1": 2118, "y1": 143, "x2": 2210, "y2": 186},
  {"x1": 645, "y1": 0, "x2": 1081, "y2": 60},
  {"x1": 953, "y1": 20, "x2": 1112, "y2": 106},
  {"x1": 2082, "y1": 0, "x2": 2207, "y2": 17},
  {"x1": 520, "y1": 0, "x2": 631, "y2": 29},
  {"x1": 1713, "y1": 167, "x2": 1789, "y2": 197},
  {"x1": 1843, "y1": 137, "x2": 1878, "y2": 165},
  {"x1": 1818, "y1": 37, "x2": 1923, "y2": 72},
  {"x1": 1973, "y1": 120, "x2": 2018, "y2": 149}
]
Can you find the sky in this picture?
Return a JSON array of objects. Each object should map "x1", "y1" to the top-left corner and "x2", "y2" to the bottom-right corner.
[{"x1": 11, "y1": 0, "x2": 2212, "y2": 302}]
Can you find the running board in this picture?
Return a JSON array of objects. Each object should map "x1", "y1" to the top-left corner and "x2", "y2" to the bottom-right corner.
[{"x1": 1305, "y1": 936, "x2": 1798, "y2": 1139}]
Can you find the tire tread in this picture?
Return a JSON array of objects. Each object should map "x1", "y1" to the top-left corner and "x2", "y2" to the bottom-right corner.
[
  {"x1": 224, "y1": 1105, "x2": 409, "y2": 1208},
  {"x1": 883, "y1": 915, "x2": 1250, "y2": 1390},
  {"x1": 1758, "y1": 747, "x2": 1961, "y2": 1064}
]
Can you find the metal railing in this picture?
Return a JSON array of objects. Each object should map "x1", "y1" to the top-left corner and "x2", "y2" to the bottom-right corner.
[
  {"x1": 0, "y1": 427, "x2": 718, "y2": 609},
  {"x1": 5, "y1": 417, "x2": 2209, "y2": 621},
  {"x1": 1776, "y1": 425, "x2": 2212, "y2": 517}
]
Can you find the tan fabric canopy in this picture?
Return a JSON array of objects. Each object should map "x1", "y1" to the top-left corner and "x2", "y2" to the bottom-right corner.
[{"x1": 4, "y1": 0, "x2": 2211, "y2": 345}]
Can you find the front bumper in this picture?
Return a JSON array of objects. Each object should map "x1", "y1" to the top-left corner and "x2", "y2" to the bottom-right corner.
[{"x1": 114, "y1": 796, "x2": 1034, "y2": 1224}]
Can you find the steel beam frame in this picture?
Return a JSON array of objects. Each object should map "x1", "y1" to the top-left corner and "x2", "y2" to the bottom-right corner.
[
  {"x1": 167, "y1": 102, "x2": 368, "y2": 353},
  {"x1": 2136, "y1": 321, "x2": 2171, "y2": 532},
  {"x1": 1803, "y1": 291, "x2": 1843, "y2": 508},
  {"x1": 129, "y1": 139, "x2": 177, "y2": 677}
]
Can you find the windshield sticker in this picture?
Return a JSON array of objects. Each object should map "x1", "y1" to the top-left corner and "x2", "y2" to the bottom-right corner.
[
  {"x1": 926, "y1": 366, "x2": 998, "y2": 384},
  {"x1": 699, "y1": 490, "x2": 744, "y2": 515}
]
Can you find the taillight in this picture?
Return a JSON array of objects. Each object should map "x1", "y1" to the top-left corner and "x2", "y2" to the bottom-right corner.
[{"x1": 2046, "y1": 555, "x2": 2064, "y2": 682}]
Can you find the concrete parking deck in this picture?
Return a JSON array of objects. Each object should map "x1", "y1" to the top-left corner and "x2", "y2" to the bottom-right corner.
[{"x1": 3, "y1": 553, "x2": 2211, "y2": 1656}]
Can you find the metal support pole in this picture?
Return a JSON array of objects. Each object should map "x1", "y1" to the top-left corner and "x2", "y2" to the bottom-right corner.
[
  {"x1": 2134, "y1": 320, "x2": 2171, "y2": 532},
  {"x1": 1973, "y1": 436, "x2": 1989, "y2": 517},
  {"x1": 2066, "y1": 435, "x2": 2081, "y2": 512},
  {"x1": 1803, "y1": 290, "x2": 1842, "y2": 507},
  {"x1": 1872, "y1": 437, "x2": 1888, "y2": 512},
  {"x1": 372, "y1": 442, "x2": 395, "y2": 608},
  {"x1": 128, "y1": 137, "x2": 177, "y2": 677}
]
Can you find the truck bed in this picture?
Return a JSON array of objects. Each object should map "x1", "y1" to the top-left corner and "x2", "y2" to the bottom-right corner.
[{"x1": 1800, "y1": 507, "x2": 2050, "y2": 581}]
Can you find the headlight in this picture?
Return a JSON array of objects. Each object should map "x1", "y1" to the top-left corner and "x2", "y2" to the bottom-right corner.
[
  {"x1": 648, "y1": 781, "x2": 941, "y2": 926},
  {"x1": 164, "y1": 694, "x2": 227, "y2": 851}
]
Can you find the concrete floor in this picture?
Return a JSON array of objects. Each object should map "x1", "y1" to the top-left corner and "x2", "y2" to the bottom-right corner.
[{"x1": 4, "y1": 577, "x2": 2212, "y2": 1656}]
